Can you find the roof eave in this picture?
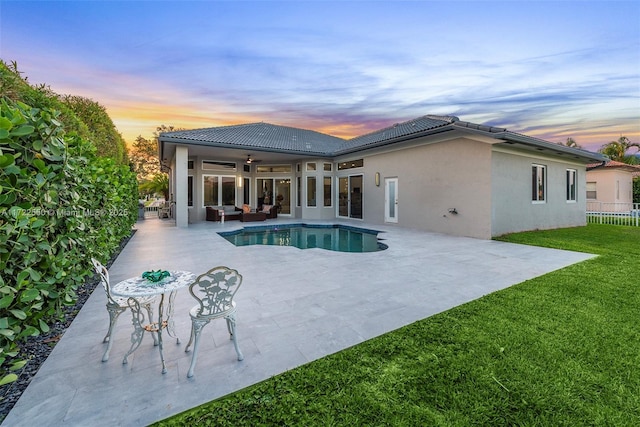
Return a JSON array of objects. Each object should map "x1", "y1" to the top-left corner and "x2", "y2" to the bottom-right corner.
[{"x1": 159, "y1": 135, "x2": 335, "y2": 158}]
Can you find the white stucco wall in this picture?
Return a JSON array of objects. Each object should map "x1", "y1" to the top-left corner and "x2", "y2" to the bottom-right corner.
[
  {"x1": 359, "y1": 137, "x2": 494, "y2": 239},
  {"x1": 491, "y1": 148, "x2": 587, "y2": 237}
]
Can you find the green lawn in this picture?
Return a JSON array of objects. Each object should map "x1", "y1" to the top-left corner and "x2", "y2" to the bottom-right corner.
[{"x1": 155, "y1": 224, "x2": 640, "y2": 426}]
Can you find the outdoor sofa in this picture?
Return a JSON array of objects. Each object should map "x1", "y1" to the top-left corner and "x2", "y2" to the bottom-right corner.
[{"x1": 205, "y1": 205, "x2": 278, "y2": 222}]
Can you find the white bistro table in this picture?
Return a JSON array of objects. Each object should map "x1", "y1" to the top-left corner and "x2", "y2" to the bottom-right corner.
[{"x1": 111, "y1": 270, "x2": 196, "y2": 374}]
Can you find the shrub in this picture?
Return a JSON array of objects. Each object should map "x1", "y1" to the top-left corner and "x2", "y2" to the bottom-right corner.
[{"x1": 0, "y1": 99, "x2": 137, "y2": 385}]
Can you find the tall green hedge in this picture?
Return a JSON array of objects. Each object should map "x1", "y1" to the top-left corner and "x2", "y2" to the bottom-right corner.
[
  {"x1": 0, "y1": 60, "x2": 129, "y2": 167},
  {"x1": 0, "y1": 99, "x2": 138, "y2": 385}
]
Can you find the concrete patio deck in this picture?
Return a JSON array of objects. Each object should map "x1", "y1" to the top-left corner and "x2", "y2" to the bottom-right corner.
[{"x1": 2, "y1": 218, "x2": 596, "y2": 426}]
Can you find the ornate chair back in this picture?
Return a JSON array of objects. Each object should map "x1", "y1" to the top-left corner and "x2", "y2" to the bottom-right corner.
[
  {"x1": 91, "y1": 257, "x2": 118, "y2": 305},
  {"x1": 189, "y1": 266, "x2": 243, "y2": 317}
]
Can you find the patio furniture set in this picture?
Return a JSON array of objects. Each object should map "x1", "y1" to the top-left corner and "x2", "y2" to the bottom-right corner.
[
  {"x1": 206, "y1": 204, "x2": 278, "y2": 222},
  {"x1": 91, "y1": 259, "x2": 244, "y2": 378}
]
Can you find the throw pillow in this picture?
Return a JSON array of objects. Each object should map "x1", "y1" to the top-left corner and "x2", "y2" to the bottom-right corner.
[
  {"x1": 262, "y1": 204, "x2": 272, "y2": 213},
  {"x1": 242, "y1": 204, "x2": 251, "y2": 213}
]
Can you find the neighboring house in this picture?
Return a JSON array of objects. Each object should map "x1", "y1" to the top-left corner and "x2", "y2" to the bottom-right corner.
[
  {"x1": 158, "y1": 114, "x2": 606, "y2": 239},
  {"x1": 586, "y1": 160, "x2": 640, "y2": 207}
]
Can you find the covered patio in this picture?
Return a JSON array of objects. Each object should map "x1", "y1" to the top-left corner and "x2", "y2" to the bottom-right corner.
[{"x1": 2, "y1": 217, "x2": 595, "y2": 426}]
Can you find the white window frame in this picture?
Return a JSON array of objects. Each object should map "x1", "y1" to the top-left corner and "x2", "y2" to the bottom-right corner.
[
  {"x1": 566, "y1": 169, "x2": 577, "y2": 203},
  {"x1": 532, "y1": 164, "x2": 546, "y2": 203},
  {"x1": 586, "y1": 182, "x2": 597, "y2": 200},
  {"x1": 307, "y1": 176, "x2": 317, "y2": 207},
  {"x1": 187, "y1": 175, "x2": 194, "y2": 207},
  {"x1": 202, "y1": 174, "x2": 236, "y2": 207},
  {"x1": 323, "y1": 176, "x2": 332, "y2": 207}
]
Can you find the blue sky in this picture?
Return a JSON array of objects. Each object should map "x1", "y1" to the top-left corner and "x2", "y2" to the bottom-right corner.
[{"x1": 1, "y1": 1, "x2": 639, "y2": 152}]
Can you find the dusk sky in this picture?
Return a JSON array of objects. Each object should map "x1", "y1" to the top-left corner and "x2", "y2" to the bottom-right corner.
[{"x1": 1, "y1": 1, "x2": 639, "y2": 152}]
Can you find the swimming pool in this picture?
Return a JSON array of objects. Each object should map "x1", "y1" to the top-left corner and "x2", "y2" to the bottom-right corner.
[{"x1": 218, "y1": 224, "x2": 387, "y2": 252}]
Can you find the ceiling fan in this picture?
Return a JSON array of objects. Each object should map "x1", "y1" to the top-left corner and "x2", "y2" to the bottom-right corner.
[{"x1": 245, "y1": 154, "x2": 262, "y2": 164}]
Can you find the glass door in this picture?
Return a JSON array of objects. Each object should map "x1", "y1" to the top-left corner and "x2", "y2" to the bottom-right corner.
[
  {"x1": 385, "y1": 177, "x2": 398, "y2": 223},
  {"x1": 337, "y1": 175, "x2": 363, "y2": 219},
  {"x1": 258, "y1": 178, "x2": 291, "y2": 215},
  {"x1": 275, "y1": 179, "x2": 291, "y2": 214},
  {"x1": 339, "y1": 177, "x2": 349, "y2": 217},
  {"x1": 257, "y1": 178, "x2": 273, "y2": 208}
]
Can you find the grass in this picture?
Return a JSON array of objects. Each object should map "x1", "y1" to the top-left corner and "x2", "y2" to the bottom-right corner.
[{"x1": 154, "y1": 224, "x2": 640, "y2": 426}]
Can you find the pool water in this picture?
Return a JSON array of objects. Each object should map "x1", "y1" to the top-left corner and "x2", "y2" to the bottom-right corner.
[{"x1": 219, "y1": 224, "x2": 387, "y2": 252}]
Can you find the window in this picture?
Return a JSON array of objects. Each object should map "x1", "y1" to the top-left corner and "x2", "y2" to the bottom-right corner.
[
  {"x1": 188, "y1": 160, "x2": 194, "y2": 170},
  {"x1": 297, "y1": 176, "x2": 301, "y2": 207},
  {"x1": 532, "y1": 164, "x2": 546, "y2": 202},
  {"x1": 203, "y1": 176, "x2": 219, "y2": 206},
  {"x1": 203, "y1": 175, "x2": 236, "y2": 206},
  {"x1": 616, "y1": 180, "x2": 620, "y2": 200},
  {"x1": 187, "y1": 176, "x2": 193, "y2": 207},
  {"x1": 307, "y1": 176, "x2": 316, "y2": 207},
  {"x1": 324, "y1": 163, "x2": 332, "y2": 171},
  {"x1": 566, "y1": 169, "x2": 577, "y2": 202},
  {"x1": 324, "y1": 176, "x2": 332, "y2": 207},
  {"x1": 256, "y1": 165, "x2": 291, "y2": 173},
  {"x1": 202, "y1": 160, "x2": 236, "y2": 171},
  {"x1": 586, "y1": 182, "x2": 597, "y2": 200},
  {"x1": 306, "y1": 162, "x2": 316, "y2": 171},
  {"x1": 338, "y1": 159, "x2": 364, "y2": 170},
  {"x1": 243, "y1": 178, "x2": 250, "y2": 204}
]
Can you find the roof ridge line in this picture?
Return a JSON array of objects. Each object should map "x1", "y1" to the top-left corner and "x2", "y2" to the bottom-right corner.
[{"x1": 347, "y1": 114, "x2": 457, "y2": 142}]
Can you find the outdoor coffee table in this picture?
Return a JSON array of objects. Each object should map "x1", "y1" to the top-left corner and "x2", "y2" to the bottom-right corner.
[{"x1": 111, "y1": 270, "x2": 196, "y2": 374}]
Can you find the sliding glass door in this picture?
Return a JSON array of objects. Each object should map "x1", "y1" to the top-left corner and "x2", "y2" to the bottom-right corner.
[
  {"x1": 338, "y1": 175, "x2": 363, "y2": 219},
  {"x1": 257, "y1": 178, "x2": 291, "y2": 215}
]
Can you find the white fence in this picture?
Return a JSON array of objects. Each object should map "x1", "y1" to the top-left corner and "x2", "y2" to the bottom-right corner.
[
  {"x1": 143, "y1": 205, "x2": 159, "y2": 218},
  {"x1": 586, "y1": 202, "x2": 640, "y2": 226}
]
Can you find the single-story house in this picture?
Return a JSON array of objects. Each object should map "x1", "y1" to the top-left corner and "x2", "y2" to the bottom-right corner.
[
  {"x1": 158, "y1": 114, "x2": 606, "y2": 239},
  {"x1": 586, "y1": 160, "x2": 640, "y2": 208}
]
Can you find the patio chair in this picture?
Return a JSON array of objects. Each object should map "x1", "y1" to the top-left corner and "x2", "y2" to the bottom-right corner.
[
  {"x1": 91, "y1": 258, "x2": 158, "y2": 362},
  {"x1": 158, "y1": 201, "x2": 171, "y2": 218},
  {"x1": 184, "y1": 266, "x2": 244, "y2": 378}
]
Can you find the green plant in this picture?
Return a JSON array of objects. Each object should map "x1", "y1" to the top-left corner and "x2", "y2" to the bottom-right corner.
[
  {"x1": 139, "y1": 173, "x2": 169, "y2": 200},
  {"x1": 0, "y1": 98, "x2": 137, "y2": 385}
]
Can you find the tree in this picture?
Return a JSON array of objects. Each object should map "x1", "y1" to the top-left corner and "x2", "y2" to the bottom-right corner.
[
  {"x1": 61, "y1": 95, "x2": 129, "y2": 165},
  {"x1": 130, "y1": 135, "x2": 160, "y2": 178},
  {"x1": 634, "y1": 176, "x2": 640, "y2": 204},
  {"x1": 562, "y1": 137, "x2": 582, "y2": 149},
  {"x1": 598, "y1": 136, "x2": 640, "y2": 165},
  {"x1": 139, "y1": 173, "x2": 169, "y2": 200},
  {"x1": 130, "y1": 125, "x2": 182, "y2": 199}
]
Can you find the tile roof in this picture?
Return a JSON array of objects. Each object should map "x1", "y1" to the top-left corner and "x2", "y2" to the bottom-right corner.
[
  {"x1": 338, "y1": 115, "x2": 457, "y2": 153},
  {"x1": 161, "y1": 122, "x2": 346, "y2": 155},
  {"x1": 587, "y1": 160, "x2": 640, "y2": 172},
  {"x1": 160, "y1": 113, "x2": 606, "y2": 163}
]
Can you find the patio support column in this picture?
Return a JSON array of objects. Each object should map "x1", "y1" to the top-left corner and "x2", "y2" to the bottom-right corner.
[{"x1": 174, "y1": 145, "x2": 189, "y2": 228}]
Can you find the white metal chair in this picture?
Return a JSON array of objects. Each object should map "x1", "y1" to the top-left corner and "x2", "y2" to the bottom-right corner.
[
  {"x1": 184, "y1": 266, "x2": 244, "y2": 378},
  {"x1": 91, "y1": 258, "x2": 158, "y2": 362},
  {"x1": 158, "y1": 201, "x2": 171, "y2": 218}
]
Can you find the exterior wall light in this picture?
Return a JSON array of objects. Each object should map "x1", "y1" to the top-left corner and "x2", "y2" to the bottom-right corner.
[{"x1": 375, "y1": 172, "x2": 380, "y2": 187}]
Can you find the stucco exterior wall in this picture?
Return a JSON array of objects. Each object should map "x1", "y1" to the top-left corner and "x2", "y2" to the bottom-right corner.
[
  {"x1": 491, "y1": 149, "x2": 587, "y2": 237},
  {"x1": 359, "y1": 137, "x2": 494, "y2": 239},
  {"x1": 300, "y1": 159, "x2": 336, "y2": 220},
  {"x1": 585, "y1": 169, "x2": 634, "y2": 204}
]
